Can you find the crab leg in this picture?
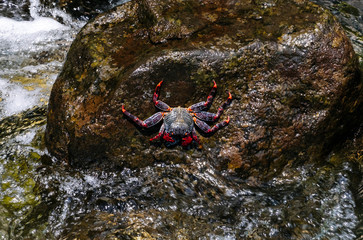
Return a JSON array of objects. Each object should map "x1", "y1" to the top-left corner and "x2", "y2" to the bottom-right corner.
[
  {"x1": 150, "y1": 123, "x2": 165, "y2": 141},
  {"x1": 153, "y1": 81, "x2": 172, "y2": 111},
  {"x1": 194, "y1": 92, "x2": 232, "y2": 121},
  {"x1": 193, "y1": 117, "x2": 230, "y2": 134},
  {"x1": 188, "y1": 81, "x2": 217, "y2": 112},
  {"x1": 181, "y1": 129, "x2": 201, "y2": 146},
  {"x1": 192, "y1": 129, "x2": 200, "y2": 145},
  {"x1": 122, "y1": 105, "x2": 164, "y2": 128}
]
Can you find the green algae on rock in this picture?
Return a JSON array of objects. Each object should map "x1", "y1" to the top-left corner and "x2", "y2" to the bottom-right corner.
[
  {"x1": 0, "y1": 105, "x2": 47, "y2": 139},
  {"x1": 45, "y1": 0, "x2": 362, "y2": 179}
]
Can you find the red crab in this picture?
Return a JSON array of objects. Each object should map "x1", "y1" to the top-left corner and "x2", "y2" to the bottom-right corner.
[{"x1": 122, "y1": 81, "x2": 232, "y2": 147}]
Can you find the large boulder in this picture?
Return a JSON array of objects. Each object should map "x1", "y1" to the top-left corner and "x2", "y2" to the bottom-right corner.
[{"x1": 45, "y1": 0, "x2": 362, "y2": 178}]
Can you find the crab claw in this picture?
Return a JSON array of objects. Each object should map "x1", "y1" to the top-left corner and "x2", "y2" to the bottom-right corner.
[
  {"x1": 156, "y1": 80, "x2": 163, "y2": 87},
  {"x1": 228, "y1": 92, "x2": 232, "y2": 101},
  {"x1": 163, "y1": 133, "x2": 175, "y2": 142},
  {"x1": 181, "y1": 135, "x2": 193, "y2": 146}
]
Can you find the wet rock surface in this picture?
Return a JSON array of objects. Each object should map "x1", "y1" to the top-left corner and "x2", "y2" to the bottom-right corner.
[
  {"x1": 311, "y1": 0, "x2": 363, "y2": 61},
  {"x1": 27, "y1": 152, "x2": 360, "y2": 239},
  {"x1": 45, "y1": 0, "x2": 362, "y2": 178},
  {"x1": 316, "y1": 121, "x2": 363, "y2": 238}
]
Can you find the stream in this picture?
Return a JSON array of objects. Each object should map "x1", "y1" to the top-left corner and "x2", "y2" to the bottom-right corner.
[{"x1": 0, "y1": 0, "x2": 362, "y2": 239}]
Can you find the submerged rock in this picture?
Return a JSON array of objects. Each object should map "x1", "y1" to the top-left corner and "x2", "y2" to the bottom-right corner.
[
  {"x1": 0, "y1": 105, "x2": 47, "y2": 139},
  {"x1": 45, "y1": 0, "x2": 362, "y2": 178}
]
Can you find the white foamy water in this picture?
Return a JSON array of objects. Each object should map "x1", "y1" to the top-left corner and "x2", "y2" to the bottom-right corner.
[
  {"x1": 0, "y1": 0, "x2": 83, "y2": 118},
  {"x1": 0, "y1": 78, "x2": 40, "y2": 116},
  {"x1": 0, "y1": 11, "x2": 71, "y2": 55},
  {"x1": 0, "y1": 15, "x2": 69, "y2": 117},
  {"x1": 0, "y1": 16, "x2": 69, "y2": 54},
  {"x1": 0, "y1": 16, "x2": 67, "y2": 36}
]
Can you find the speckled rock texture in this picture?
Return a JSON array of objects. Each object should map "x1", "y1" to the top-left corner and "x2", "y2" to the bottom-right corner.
[
  {"x1": 311, "y1": 0, "x2": 363, "y2": 61},
  {"x1": 45, "y1": 0, "x2": 362, "y2": 178}
]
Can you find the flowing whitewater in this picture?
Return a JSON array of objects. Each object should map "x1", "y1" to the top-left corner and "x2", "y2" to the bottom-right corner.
[
  {"x1": 0, "y1": 0, "x2": 83, "y2": 118},
  {"x1": 0, "y1": 0, "x2": 362, "y2": 239}
]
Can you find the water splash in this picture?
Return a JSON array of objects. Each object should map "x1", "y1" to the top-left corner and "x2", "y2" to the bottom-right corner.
[
  {"x1": 0, "y1": 0, "x2": 83, "y2": 118},
  {"x1": 12, "y1": 158, "x2": 356, "y2": 239}
]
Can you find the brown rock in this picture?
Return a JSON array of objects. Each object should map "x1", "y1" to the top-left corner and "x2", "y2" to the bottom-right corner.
[{"x1": 45, "y1": 0, "x2": 362, "y2": 179}]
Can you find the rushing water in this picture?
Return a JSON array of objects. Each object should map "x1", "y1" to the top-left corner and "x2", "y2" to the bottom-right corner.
[
  {"x1": 0, "y1": 0, "x2": 84, "y2": 118},
  {"x1": 0, "y1": 0, "x2": 362, "y2": 239},
  {"x1": 0, "y1": 127, "x2": 360, "y2": 239}
]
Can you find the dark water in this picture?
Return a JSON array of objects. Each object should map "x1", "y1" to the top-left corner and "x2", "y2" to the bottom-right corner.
[
  {"x1": 0, "y1": 0, "x2": 362, "y2": 239},
  {"x1": 0, "y1": 125, "x2": 359, "y2": 239}
]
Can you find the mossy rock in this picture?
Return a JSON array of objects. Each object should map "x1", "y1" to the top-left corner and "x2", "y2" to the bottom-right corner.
[{"x1": 45, "y1": 0, "x2": 362, "y2": 179}]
